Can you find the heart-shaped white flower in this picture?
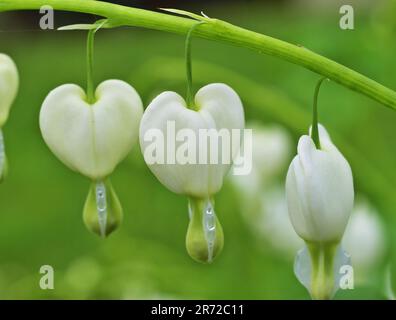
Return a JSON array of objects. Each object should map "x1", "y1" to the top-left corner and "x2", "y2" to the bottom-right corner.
[
  {"x1": 140, "y1": 83, "x2": 244, "y2": 263},
  {"x1": 40, "y1": 79, "x2": 143, "y2": 180},
  {"x1": 0, "y1": 53, "x2": 19, "y2": 127},
  {"x1": 139, "y1": 83, "x2": 244, "y2": 198}
]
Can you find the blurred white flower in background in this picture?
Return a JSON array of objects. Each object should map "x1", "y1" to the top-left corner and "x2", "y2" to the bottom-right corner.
[
  {"x1": 259, "y1": 186, "x2": 303, "y2": 257},
  {"x1": 229, "y1": 122, "x2": 302, "y2": 259},
  {"x1": 230, "y1": 122, "x2": 292, "y2": 195},
  {"x1": 343, "y1": 199, "x2": 387, "y2": 283}
]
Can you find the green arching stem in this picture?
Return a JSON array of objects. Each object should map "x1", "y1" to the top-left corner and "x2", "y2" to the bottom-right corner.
[
  {"x1": 1, "y1": 0, "x2": 396, "y2": 111},
  {"x1": 185, "y1": 22, "x2": 204, "y2": 109},
  {"x1": 86, "y1": 28, "x2": 95, "y2": 103},
  {"x1": 311, "y1": 78, "x2": 328, "y2": 149}
]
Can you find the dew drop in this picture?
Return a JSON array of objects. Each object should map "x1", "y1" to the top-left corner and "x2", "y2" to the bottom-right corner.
[
  {"x1": 188, "y1": 201, "x2": 193, "y2": 220},
  {"x1": 203, "y1": 199, "x2": 216, "y2": 263},
  {"x1": 95, "y1": 181, "x2": 107, "y2": 238}
]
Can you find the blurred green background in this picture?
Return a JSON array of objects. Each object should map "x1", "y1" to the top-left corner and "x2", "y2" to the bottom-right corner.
[{"x1": 0, "y1": 0, "x2": 395, "y2": 299}]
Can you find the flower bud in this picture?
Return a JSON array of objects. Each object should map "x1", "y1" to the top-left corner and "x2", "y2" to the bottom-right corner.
[
  {"x1": 286, "y1": 124, "x2": 354, "y2": 243},
  {"x1": 287, "y1": 124, "x2": 354, "y2": 299}
]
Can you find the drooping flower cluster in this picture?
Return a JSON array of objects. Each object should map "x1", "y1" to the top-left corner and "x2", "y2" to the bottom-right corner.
[
  {"x1": 34, "y1": 20, "x2": 245, "y2": 264},
  {"x1": 1, "y1": 14, "x2": 382, "y2": 292}
]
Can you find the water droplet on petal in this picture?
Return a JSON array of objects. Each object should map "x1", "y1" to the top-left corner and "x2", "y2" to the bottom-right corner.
[
  {"x1": 0, "y1": 130, "x2": 8, "y2": 181},
  {"x1": 188, "y1": 201, "x2": 193, "y2": 220},
  {"x1": 95, "y1": 181, "x2": 107, "y2": 238},
  {"x1": 186, "y1": 198, "x2": 224, "y2": 264},
  {"x1": 83, "y1": 179, "x2": 123, "y2": 238},
  {"x1": 203, "y1": 200, "x2": 216, "y2": 263}
]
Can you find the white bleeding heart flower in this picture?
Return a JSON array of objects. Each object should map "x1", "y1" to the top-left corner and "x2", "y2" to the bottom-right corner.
[
  {"x1": 0, "y1": 53, "x2": 19, "y2": 181},
  {"x1": 40, "y1": 79, "x2": 143, "y2": 237},
  {"x1": 286, "y1": 124, "x2": 354, "y2": 243},
  {"x1": 0, "y1": 53, "x2": 18, "y2": 127},
  {"x1": 140, "y1": 83, "x2": 244, "y2": 197},
  {"x1": 286, "y1": 123, "x2": 354, "y2": 300},
  {"x1": 140, "y1": 83, "x2": 244, "y2": 263},
  {"x1": 40, "y1": 79, "x2": 143, "y2": 180}
]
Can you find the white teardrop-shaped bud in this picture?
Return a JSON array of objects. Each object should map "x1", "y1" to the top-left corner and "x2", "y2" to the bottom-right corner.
[
  {"x1": 40, "y1": 80, "x2": 143, "y2": 180},
  {"x1": 286, "y1": 124, "x2": 354, "y2": 243}
]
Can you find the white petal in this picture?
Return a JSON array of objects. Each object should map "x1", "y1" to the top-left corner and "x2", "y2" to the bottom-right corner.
[
  {"x1": 286, "y1": 126, "x2": 354, "y2": 242},
  {"x1": 40, "y1": 80, "x2": 143, "y2": 179},
  {"x1": 0, "y1": 54, "x2": 19, "y2": 126},
  {"x1": 140, "y1": 83, "x2": 244, "y2": 197}
]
